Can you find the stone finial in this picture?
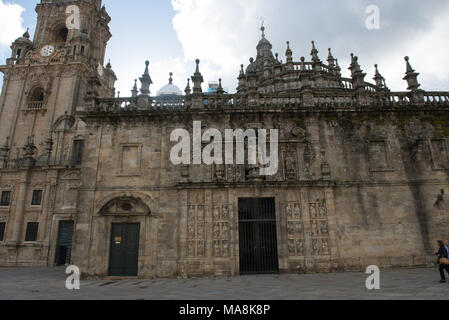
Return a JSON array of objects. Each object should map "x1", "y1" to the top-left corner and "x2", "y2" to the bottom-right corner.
[
  {"x1": 335, "y1": 59, "x2": 341, "y2": 75},
  {"x1": 348, "y1": 54, "x2": 366, "y2": 88},
  {"x1": 131, "y1": 79, "x2": 138, "y2": 97},
  {"x1": 237, "y1": 64, "x2": 247, "y2": 94},
  {"x1": 195, "y1": 59, "x2": 200, "y2": 74},
  {"x1": 403, "y1": 56, "x2": 421, "y2": 91},
  {"x1": 191, "y1": 59, "x2": 204, "y2": 94},
  {"x1": 405, "y1": 56, "x2": 414, "y2": 73},
  {"x1": 239, "y1": 64, "x2": 245, "y2": 77},
  {"x1": 185, "y1": 78, "x2": 191, "y2": 95},
  {"x1": 373, "y1": 64, "x2": 387, "y2": 89},
  {"x1": 23, "y1": 28, "x2": 30, "y2": 39},
  {"x1": 286, "y1": 41, "x2": 293, "y2": 62},
  {"x1": 217, "y1": 78, "x2": 224, "y2": 95},
  {"x1": 261, "y1": 26, "x2": 266, "y2": 39},
  {"x1": 169, "y1": 72, "x2": 173, "y2": 84},
  {"x1": 300, "y1": 56, "x2": 306, "y2": 71},
  {"x1": 348, "y1": 53, "x2": 355, "y2": 73},
  {"x1": 354, "y1": 56, "x2": 362, "y2": 72},
  {"x1": 237, "y1": 64, "x2": 247, "y2": 93},
  {"x1": 139, "y1": 60, "x2": 153, "y2": 95},
  {"x1": 374, "y1": 64, "x2": 380, "y2": 76},
  {"x1": 311, "y1": 41, "x2": 320, "y2": 63},
  {"x1": 348, "y1": 54, "x2": 363, "y2": 75},
  {"x1": 327, "y1": 48, "x2": 335, "y2": 68}
]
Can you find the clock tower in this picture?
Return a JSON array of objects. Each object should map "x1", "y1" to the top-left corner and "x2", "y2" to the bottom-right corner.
[
  {"x1": 0, "y1": 0, "x2": 116, "y2": 257},
  {"x1": 0, "y1": 0, "x2": 116, "y2": 167}
]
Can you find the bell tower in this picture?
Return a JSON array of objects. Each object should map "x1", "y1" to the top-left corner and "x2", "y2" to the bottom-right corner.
[
  {"x1": 0, "y1": 0, "x2": 116, "y2": 168},
  {"x1": 33, "y1": 0, "x2": 110, "y2": 64}
]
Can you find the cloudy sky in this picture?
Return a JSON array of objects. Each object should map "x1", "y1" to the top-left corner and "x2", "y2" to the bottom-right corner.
[{"x1": 1, "y1": 0, "x2": 449, "y2": 95}]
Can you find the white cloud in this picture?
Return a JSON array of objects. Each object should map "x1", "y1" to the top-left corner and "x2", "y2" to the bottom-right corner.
[
  {"x1": 171, "y1": 0, "x2": 270, "y2": 92},
  {"x1": 170, "y1": 0, "x2": 449, "y2": 93},
  {"x1": 0, "y1": 0, "x2": 25, "y2": 48},
  {"x1": 375, "y1": 8, "x2": 449, "y2": 91},
  {"x1": 0, "y1": 0, "x2": 25, "y2": 95}
]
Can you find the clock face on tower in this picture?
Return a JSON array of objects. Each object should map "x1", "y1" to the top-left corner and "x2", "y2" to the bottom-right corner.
[{"x1": 40, "y1": 45, "x2": 55, "y2": 57}]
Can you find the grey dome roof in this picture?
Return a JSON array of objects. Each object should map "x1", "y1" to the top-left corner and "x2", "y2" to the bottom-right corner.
[{"x1": 156, "y1": 72, "x2": 183, "y2": 96}]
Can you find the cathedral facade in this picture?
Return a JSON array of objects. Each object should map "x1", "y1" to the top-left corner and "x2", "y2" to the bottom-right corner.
[{"x1": 0, "y1": 0, "x2": 448, "y2": 278}]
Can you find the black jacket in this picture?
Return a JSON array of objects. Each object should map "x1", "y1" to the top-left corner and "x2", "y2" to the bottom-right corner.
[{"x1": 436, "y1": 247, "x2": 448, "y2": 264}]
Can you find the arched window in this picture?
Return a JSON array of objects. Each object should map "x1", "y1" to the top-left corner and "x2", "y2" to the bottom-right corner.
[
  {"x1": 30, "y1": 87, "x2": 44, "y2": 102},
  {"x1": 54, "y1": 26, "x2": 68, "y2": 43},
  {"x1": 27, "y1": 87, "x2": 44, "y2": 110}
]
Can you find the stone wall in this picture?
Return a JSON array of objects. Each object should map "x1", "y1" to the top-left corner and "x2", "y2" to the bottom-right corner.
[{"x1": 63, "y1": 109, "x2": 449, "y2": 278}]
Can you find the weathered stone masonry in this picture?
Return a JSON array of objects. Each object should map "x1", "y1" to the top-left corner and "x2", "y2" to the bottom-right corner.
[{"x1": 0, "y1": 0, "x2": 448, "y2": 278}]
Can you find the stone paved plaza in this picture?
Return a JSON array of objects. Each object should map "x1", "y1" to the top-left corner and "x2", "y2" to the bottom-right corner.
[{"x1": 0, "y1": 266, "x2": 448, "y2": 300}]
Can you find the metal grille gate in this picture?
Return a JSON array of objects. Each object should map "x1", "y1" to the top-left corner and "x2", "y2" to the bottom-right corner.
[{"x1": 238, "y1": 198, "x2": 279, "y2": 274}]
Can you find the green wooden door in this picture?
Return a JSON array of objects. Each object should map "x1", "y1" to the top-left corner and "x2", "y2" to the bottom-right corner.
[{"x1": 109, "y1": 223, "x2": 140, "y2": 276}]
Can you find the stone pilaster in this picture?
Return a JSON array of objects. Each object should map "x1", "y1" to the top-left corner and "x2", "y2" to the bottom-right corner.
[{"x1": 8, "y1": 170, "x2": 29, "y2": 245}]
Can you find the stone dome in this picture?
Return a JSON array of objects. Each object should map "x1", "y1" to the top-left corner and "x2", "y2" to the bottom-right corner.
[{"x1": 157, "y1": 73, "x2": 183, "y2": 96}]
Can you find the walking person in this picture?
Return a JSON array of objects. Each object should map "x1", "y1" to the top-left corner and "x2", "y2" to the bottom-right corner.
[
  {"x1": 436, "y1": 240, "x2": 449, "y2": 283},
  {"x1": 445, "y1": 240, "x2": 449, "y2": 256}
]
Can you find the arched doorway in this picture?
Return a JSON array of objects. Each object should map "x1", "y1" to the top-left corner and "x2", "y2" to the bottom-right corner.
[{"x1": 99, "y1": 195, "x2": 151, "y2": 277}]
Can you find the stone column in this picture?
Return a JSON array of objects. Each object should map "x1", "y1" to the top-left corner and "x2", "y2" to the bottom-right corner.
[
  {"x1": 41, "y1": 170, "x2": 58, "y2": 263},
  {"x1": 9, "y1": 169, "x2": 29, "y2": 245}
]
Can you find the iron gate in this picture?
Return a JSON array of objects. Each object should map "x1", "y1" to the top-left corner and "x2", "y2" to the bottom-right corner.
[{"x1": 238, "y1": 198, "x2": 279, "y2": 274}]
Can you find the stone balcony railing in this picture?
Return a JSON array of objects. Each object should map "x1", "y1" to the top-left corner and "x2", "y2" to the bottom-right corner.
[
  {"x1": 79, "y1": 89, "x2": 449, "y2": 115},
  {"x1": 3, "y1": 155, "x2": 80, "y2": 169},
  {"x1": 25, "y1": 101, "x2": 44, "y2": 111}
]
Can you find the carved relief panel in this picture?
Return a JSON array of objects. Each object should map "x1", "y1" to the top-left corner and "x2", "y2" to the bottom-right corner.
[
  {"x1": 286, "y1": 203, "x2": 305, "y2": 257},
  {"x1": 187, "y1": 205, "x2": 206, "y2": 258},
  {"x1": 212, "y1": 204, "x2": 231, "y2": 257},
  {"x1": 309, "y1": 200, "x2": 330, "y2": 256},
  {"x1": 283, "y1": 144, "x2": 299, "y2": 181}
]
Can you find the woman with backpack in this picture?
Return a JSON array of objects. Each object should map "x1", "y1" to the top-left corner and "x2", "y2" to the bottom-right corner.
[{"x1": 436, "y1": 240, "x2": 449, "y2": 283}]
